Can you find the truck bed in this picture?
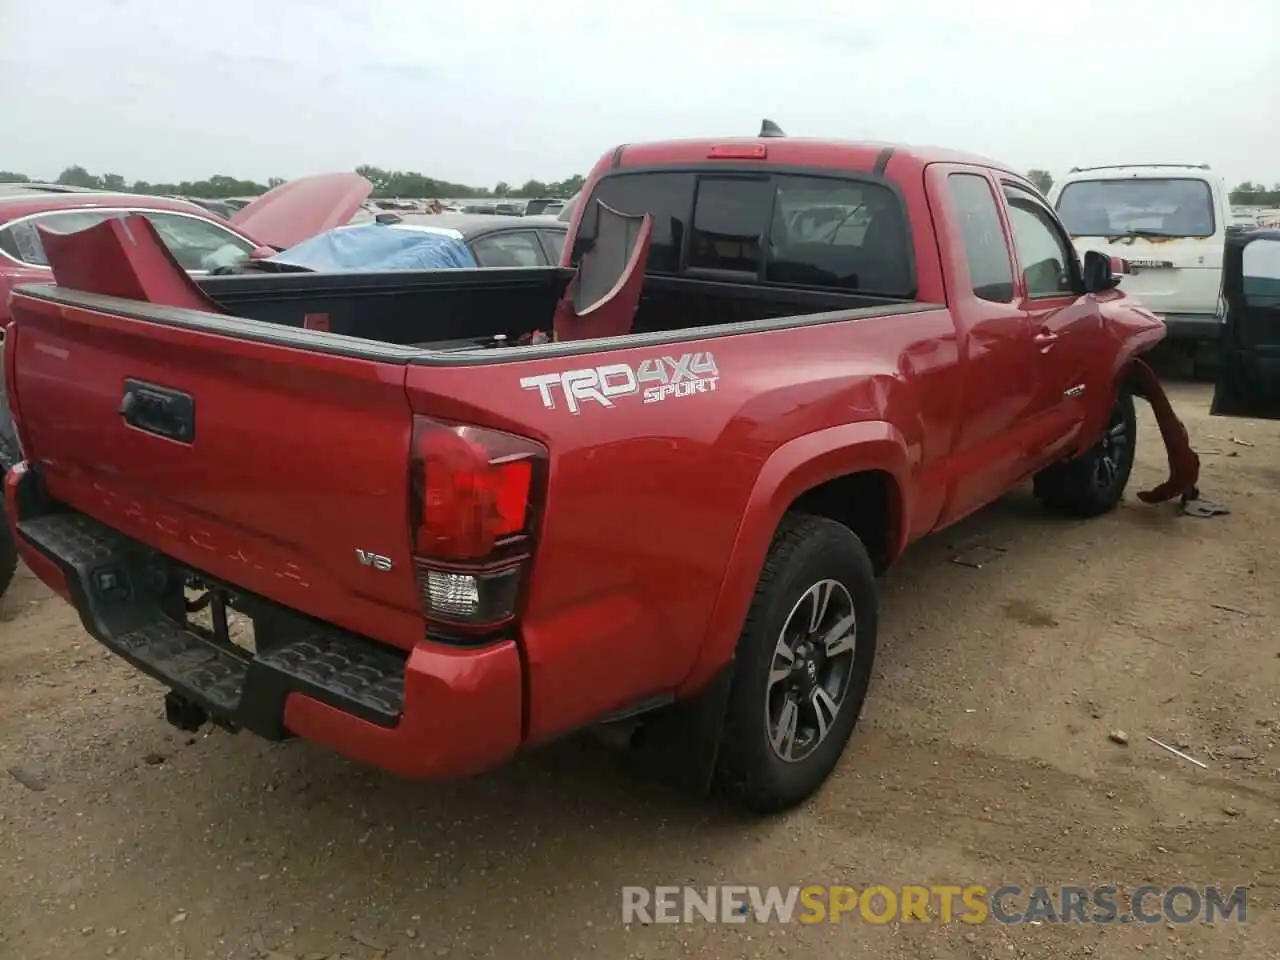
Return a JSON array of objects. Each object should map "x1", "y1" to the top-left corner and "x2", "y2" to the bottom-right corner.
[
  {"x1": 196, "y1": 269, "x2": 905, "y2": 351},
  {"x1": 198, "y1": 267, "x2": 570, "y2": 350}
]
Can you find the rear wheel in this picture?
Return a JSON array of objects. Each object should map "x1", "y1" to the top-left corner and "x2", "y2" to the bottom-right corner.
[
  {"x1": 717, "y1": 514, "x2": 878, "y2": 813},
  {"x1": 1034, "y1": 389, "x2": 1137, "y2": 517}
]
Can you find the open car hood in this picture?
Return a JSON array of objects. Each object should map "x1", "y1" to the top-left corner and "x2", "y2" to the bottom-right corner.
[{"x1": 230, "y1": 172, "x2": 373, "y2": 250}]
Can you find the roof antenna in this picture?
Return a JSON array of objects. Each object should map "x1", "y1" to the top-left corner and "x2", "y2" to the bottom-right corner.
[{"x1": 759, "y1": 118, "x2": 786, "y2": 138}]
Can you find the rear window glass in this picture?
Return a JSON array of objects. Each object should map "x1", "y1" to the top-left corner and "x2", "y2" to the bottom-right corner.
[
  {"x1": 688, "y1": 177, "x2": 773, "y2": 274},
  {"x1": 578, "y1": 173, "x2": 693, "y2": 272},
  {"x1": 768, "y1": 176, "x2": 912, "y2": 295},
  {"x1": 576, "y1": 171, "x2": 913, "y2": 296},
  {"x1": 1056, "y1": 177, "x2": 1216, "y2": 239}
]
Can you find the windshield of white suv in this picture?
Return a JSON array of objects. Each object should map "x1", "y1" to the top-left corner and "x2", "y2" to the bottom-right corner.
[{"x1": 1056, "y1": 178, "x2": 1215, "y2": 239}]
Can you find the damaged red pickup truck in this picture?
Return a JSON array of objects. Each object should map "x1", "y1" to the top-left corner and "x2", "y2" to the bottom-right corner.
[{"x1": 3, "y1": 135, "x2": 1198, "y2": 812}]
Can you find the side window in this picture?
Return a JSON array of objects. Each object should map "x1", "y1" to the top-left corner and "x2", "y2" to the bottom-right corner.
[
  {"x1": 471, "y1": 230, "x2": 545, "y2": 268},
  {"x1": 141, "y1": 213, "x2": 255, "y2": 271},
  {"x1": 1003, "y1": 184, "x2": 1077, "y2": 297},
  {"x1": 0, "y1": 210, "x2": 115, "y2": 266},
  {"x1": 1242, "y1": 237, "x2": 1280, "y2": 309},
  {"x1": 576, "y1": 173, "x2": 694, "y2": 273},
  {"x1": 539, "y1": 229, "x2": 566, "y2": 264},
  {"x1": 947, "y1": 174, "x2": 1014, "y2": 303},
  {"x1": 687, "y1": 177, "x2": 773, "y2": 274},
  {"x1": 767, "y1": 176, "x2": 914, "y2": 296}
]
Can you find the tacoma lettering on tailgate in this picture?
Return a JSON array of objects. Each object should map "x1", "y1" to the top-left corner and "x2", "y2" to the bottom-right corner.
[{"x1": 520, "y1": 352, "x2": 719, "y2": 415}]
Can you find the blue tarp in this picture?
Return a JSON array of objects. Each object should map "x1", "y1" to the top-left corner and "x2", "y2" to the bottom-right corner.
[{"x1": 269, "y1": 223, "x2": 478, "y2": 272}]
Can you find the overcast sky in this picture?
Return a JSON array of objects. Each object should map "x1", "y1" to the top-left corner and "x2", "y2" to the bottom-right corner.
[{"x1": 1, "y1": 0, "x2": 1275, "y2": 189}]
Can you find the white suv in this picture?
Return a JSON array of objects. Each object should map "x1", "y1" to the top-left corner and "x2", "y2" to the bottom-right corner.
[{"x1": 1049, "y1": 164, "x2": 1230, "y2": 366}]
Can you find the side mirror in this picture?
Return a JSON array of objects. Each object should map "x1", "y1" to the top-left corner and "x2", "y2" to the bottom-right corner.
[{"x1": 1083, "y1": 250, "x2": 1124, "y2": 293}]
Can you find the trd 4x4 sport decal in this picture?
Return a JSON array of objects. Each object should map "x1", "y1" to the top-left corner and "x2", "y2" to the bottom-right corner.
[{"x1": 520, "y1": 352, "x2": 719, "y2": 415}]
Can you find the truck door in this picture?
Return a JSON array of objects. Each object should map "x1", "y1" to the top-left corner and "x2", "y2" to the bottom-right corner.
[
  {"x1": 928, "y1": 168, "x2": 1040, "y2": 525},
  {"x1": 999, "y1": 181, "x2": 1108, "y2": 462},
  {"x1": 1212, "y1": 229, "x2": 1280, "y2": 420}
]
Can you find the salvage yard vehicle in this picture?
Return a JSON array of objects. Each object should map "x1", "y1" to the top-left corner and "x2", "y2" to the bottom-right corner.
[
  {"x1": 3, "y1": 133, "x2": 1198, "y2": 812},
  {"x1": 255, "y1": 213, "x2": 569, "y2": 272},
  {"x1": 1050, "y1": 164, "x2": 1232, "y2": 376},
  {"x1": 1212, "y1": 228, "x2": 1280, "y2": 420}
]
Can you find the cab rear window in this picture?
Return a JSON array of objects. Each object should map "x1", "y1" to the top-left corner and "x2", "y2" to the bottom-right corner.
[{"x1": 575, "y1": 170, "x2": 914, "y2": 297}]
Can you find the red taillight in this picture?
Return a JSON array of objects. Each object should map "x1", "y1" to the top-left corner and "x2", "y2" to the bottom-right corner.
[
  {"x1": 410, "y1": 417, "x2": 546, "y2": 632},
  {"x1": 708, "y1": 143, "x2": 768, "y2": 160}
]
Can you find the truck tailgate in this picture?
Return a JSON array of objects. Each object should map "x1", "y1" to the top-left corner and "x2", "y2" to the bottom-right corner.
[{"x1": 8, "y1": 287, "x2": 426, "y2": 650}]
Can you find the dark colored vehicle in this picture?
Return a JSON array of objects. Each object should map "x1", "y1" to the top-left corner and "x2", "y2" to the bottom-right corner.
[
  {"x1": 523, "y1": 198, "x2": 567, "y2": 217},
  {"x1": 392, "y1": 213, "x2": 568, "y2": 266},
  {"x1": 1212, "y1": 228, "x2": 1280, "y2": 420},
  {"x1": 4, "y1": 134, "x2": 1197, "y2": 812}
]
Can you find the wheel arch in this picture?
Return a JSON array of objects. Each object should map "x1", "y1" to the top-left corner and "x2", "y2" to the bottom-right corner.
[
  {"x1": 676, "y1": 420, "x2": 912, "y2": 698},
  {"x1": 1077, "y1": 337, "x2": 1159, "y2": 450}
]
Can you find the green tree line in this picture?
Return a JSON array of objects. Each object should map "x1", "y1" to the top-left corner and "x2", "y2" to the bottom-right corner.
[
  {"x1": 0, "y1": 165, "x2": 586, "y2": 201},
  {"x1": 1227, "y1": 182, "x2": 1280, "y2": 206}
]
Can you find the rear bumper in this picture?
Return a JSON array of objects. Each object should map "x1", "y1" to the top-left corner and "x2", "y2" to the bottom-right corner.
[
  {"x1": 5, "y1": 462, "x2": 524, "y2": 780},
  {"x1": 1159, "y1": 313, "x2": 1222, "y2": 342}
]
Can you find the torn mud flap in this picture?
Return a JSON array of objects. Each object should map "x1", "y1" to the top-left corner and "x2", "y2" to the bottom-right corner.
[{"x1": 1126, "y1": 359, "x2": 1226, "y2": 516}]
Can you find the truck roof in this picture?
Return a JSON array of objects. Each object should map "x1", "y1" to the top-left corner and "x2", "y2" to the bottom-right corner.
[{"x1": 608, "y1": 137, "x2": 1020, "y2": 179}]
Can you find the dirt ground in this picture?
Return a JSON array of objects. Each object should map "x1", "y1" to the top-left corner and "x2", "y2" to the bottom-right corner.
[{"x1": 2, "y1": 377, "x2": 1278, "y2": 960}]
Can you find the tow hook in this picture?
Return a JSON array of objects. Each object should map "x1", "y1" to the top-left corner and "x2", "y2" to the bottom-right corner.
[{"x1": 164, "y1": 691, "x2": 207, "y2": 732}]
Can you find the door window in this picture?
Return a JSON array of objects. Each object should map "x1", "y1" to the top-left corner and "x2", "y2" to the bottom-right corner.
[
  {"x1": 0, "y1": 210, "x2": 114, "y2": 265},
  {"x1": 539, "y1": 229, "x2": 566, "y2": 264},
  {"x1": 0, "y1": 209, "x2": 253, "y2": 272},
  {"x1": 140, "y1": 213, "x2": 255, "y2": 271},
  {"x1": 1242, "y1": 237, "x2": 1280, "y2": 308},
  {"x1": 948, "y1": 174, "x2": 1014, "y2": 302},
  {"x1": 1003, "y1": 184, "x2": 1077, "y2": 298},
  {"x1": 471, "y1": 230, "x2": 545, "y2": 267}
]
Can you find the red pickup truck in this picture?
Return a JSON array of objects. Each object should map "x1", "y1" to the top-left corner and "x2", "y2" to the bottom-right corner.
[{"x1": 3, "y1": 135, "x2": 1196, "y2": 812}]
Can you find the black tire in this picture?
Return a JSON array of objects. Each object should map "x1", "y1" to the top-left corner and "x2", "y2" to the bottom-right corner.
[
  {"x1": 716, "y1": 513, "x2": 878, "y2": 814},
  {"x1": 1034, "y1": 389, "x2": 1137, "y2": 518},
  {"x1": 0, "y1": 393, "x2": 18, "y2": 474},
  {"x1": 0, "y1": 500, "x2": 17, "y2": 600}
]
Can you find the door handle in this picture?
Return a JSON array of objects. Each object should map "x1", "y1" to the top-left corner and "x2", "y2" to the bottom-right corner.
[{"x1": 1033, "y1": 329, "x2": 1059, "y2": 353}]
